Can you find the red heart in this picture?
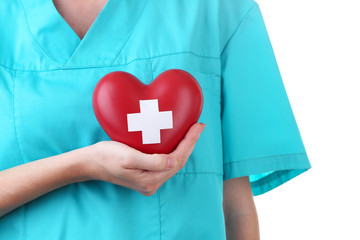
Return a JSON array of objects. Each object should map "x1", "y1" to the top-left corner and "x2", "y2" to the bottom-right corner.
[{"x1": 92, "y1": 69, "x2": 203, "y2": 154}]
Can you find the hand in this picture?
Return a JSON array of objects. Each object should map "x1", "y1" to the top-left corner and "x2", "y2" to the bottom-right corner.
[{"x1": 87, "y1": 122, "x2": 205, "y2": 196}]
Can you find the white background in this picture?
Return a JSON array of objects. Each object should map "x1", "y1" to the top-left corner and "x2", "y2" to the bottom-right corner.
[{"x1": 253, "y1": 0, "x2": 360, "y2": 239}]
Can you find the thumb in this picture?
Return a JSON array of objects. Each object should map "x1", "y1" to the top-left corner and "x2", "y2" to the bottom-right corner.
[{"x1": 129, "y1": 152, "x2": 176, "y2": 171}]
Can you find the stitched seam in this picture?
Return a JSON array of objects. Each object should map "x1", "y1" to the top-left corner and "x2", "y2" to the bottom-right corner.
[
  {"x1": 149, "y1": 59, "x2": 154, "y2": 80},
  {"x1": 18, "y1": 0, "x2": 58, "y2": 67},
  {"x1": 157, "y1": 190, "x2": 162, "y2": 240},
  {"x1": 0, "y1": 51, "x2": 220, "y2": 72},
  {"x1": 223, "y1": 153, "x2": 307, "y2": 166},
  {"x1": 148, "y1": 51, "x2": 219, "y2": 61},
  {"x1": 11, "y1": 70, "x2": 25, "y2": 165},
  {"x1": 175, "y1": 172, "x2": 223, "y2": 176},
  {"x1": 220, "y1": 1, "x2": 258, "y2": 56},
  {"x1": 219, "y1": 2, "x2": 258, "y2": 173},
  {"x1": 110, "y1": 0, "x2": 152, "y2": 66}
]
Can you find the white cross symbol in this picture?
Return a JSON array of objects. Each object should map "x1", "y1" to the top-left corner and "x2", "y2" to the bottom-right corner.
[{"x1": 127, "y1": 99, "x2": 173, "y2": 144}]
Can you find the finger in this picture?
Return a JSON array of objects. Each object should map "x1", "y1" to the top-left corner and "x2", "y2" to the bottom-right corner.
[
  {"x1": 126, "y1": 151, "x2": 176, "y2": 172},
  {"x1": 171, "y1": 122, "x2": 205, "y2": 160}
]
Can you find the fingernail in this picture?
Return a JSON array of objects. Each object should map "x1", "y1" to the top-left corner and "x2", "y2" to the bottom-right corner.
[{"x1": 167, "y1": 157, "x2": 175, "y2": 168}]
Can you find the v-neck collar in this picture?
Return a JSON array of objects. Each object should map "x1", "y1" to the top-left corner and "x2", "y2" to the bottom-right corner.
[{"x1": 21, "y1": 0, "x2": 150, "y2": 68}]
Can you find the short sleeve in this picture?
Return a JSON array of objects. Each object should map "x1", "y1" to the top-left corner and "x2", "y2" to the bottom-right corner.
[{"x1": 220, "y1": 2, "x2": 311, "y2": 196}]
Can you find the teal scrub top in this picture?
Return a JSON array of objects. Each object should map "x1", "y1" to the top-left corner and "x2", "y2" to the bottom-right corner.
[{"x1": 0, "y1": 0, "x2": 312, "y2": 239}]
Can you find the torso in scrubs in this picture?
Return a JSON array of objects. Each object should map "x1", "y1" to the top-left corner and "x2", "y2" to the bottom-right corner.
[{"x1": 0, "y1": 0, "x2": 311, "y2": 239}]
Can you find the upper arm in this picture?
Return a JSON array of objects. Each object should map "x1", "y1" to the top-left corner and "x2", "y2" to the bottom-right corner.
[
  {"x1": 223, "y1": 176, "x2": 260, "y2": 239},
  {"x1": 223, "y1": 176, "x2": 257, "y2": 216}
]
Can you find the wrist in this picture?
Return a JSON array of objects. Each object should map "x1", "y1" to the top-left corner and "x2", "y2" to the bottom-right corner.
[{"x1": 67, "y1": 145, "x2": 98, "y2": 182}]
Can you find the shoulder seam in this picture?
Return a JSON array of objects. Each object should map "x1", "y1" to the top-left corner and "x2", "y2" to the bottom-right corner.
[{"x1": 220, "y1": 1, "x2": 258, "y2": 56}]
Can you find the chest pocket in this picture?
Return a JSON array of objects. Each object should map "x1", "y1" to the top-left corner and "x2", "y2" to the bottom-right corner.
[
  {"x1": 13, "y1": 69, "x2": 109, "y2": 163},
  {"x1": 150, "y1": 53, "x2": 223, "y2": 175},
  {"x1": 13, "y1": 60, "x2": 153, "y2": 163}
]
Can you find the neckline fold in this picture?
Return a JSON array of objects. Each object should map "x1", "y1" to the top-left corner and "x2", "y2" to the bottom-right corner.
[{"x1": 21, "y1": 0, "x2": 150, "y2": 68}]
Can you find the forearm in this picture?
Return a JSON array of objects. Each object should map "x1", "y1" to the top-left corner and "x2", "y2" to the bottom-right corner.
[
  {"x1": 224, "y1": 210, "x2": 260, "y2": 240},
  {"x1": 0, "y1": 146, "x2": 93, "y2": 217}
]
